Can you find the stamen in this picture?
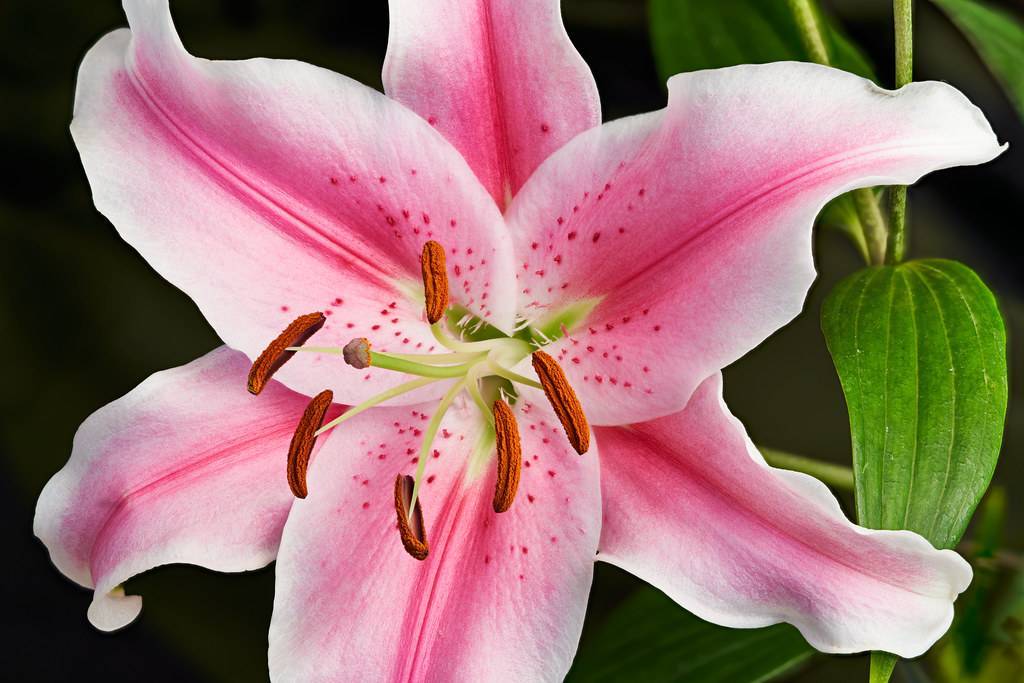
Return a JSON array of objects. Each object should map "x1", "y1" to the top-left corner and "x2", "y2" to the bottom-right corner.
[
  {"x1": 420, "y1": 240, "x2": 449, "y2": 324},
  {"x1": 343, "y1": 337, "x2": 372, "y2": 369},
  {"x1": 286, "y1": 389, "x2": 333, "y2": 498},
  {"x1": 487, "y1": 361, "x2": 543, "y2": 390},
  {"x1": 315, "y1": 377, "x2": 437, "y2": 436},
  {"x1": 394, "y1": 474, "x2": 429, "y2": 560},
  {"x1": 247, "y1": 312, "x2": 326, "y2": 395},
  {"x1": 408, "y1": 378, "x2": 467, "y2": 515},
  {"x1": 531, "y1": 350, "x2": 591, "y2": 455},
  {"x1": 491, "y1": 400, "x2": 522, "y2": 513}
]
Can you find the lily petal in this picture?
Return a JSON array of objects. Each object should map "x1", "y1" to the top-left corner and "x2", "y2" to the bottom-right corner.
[
  {"x1": 507, "y1": 62, "x2": 1004, "y2": 425},
  {"x1": 269, "y1": 397, "x2": 600, "y2": 681},
  {"x1": 33, "y1": 347, "x2": 335, "y2": 631},
  {"x1": 383, "y1": 0, "x2": 600, "y2": 208},
  {"x1": 595, "y1": 373, "x2": 972, "y2": 658},
  {"x1": 72, "y1": 0, "x2": 517, "y2": 403}
]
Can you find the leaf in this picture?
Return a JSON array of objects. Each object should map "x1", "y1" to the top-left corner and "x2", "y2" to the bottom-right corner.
[
  {"x1": 567, "y1": 586, "x2": 813, "y2": 683},
  {"x1": 648, "y1": 0, "x2": 875, "y2": 83},
  {"x1": 821, "y1": 260, "x2": 1007, "y2": 550},
  {"x1": 932, "y1": 0, "x2": 1024, "y2": 120}
]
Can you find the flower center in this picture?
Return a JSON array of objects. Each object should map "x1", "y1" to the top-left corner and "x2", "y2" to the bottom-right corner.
[{"x1": 246, "y1": 240, "x2": 590, "y2": 560}]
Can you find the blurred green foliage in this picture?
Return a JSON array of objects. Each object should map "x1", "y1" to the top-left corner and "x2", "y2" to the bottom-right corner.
[
  {"x1": 933, "y1": 0, "x2": 1024, "y2": 121},
  {"x1": 567, "y1": 586, "x2": 813, "y2": 682}
]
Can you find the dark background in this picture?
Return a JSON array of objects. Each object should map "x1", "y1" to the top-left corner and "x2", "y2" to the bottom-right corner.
[{"x1": 1, "y1": 1, "x2": 1020, "y2": 681}]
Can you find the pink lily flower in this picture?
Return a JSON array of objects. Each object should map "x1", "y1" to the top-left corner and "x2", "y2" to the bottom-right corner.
[{"x1": 35, "y1": 0, "x2": 1005, "y2": 680}]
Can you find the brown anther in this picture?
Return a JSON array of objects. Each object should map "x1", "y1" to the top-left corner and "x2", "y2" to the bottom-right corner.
[
  {"x1": 342, "y1": 337, "x2": 372, "y2": 369},
  {"x1": 286, "y1": 389, "x2": 333, "y2": 499},
  {"x1": 492, "y1": 400, "x2": 522, "y2": 513},
  {"x1": 531, "y1": 350, "x2": 591, "y2": 455},
  {"x1": 247, "y1": 312, "x2": 326, "y2": 395},
  {"x1": 420, "y1": 240, "x2": 449, "y2": 324},
  {"x1": 394, "y1": 475, "x2": 429, "y2": 560}
]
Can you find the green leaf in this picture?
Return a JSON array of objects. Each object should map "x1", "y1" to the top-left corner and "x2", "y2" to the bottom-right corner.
[
  {"x1": 648, "y1": 0, "x2": 875, "y2": 83},
  {"x1": 932, "y1": 0, "x2": 1024, "y2": 120},
  {"x1": 567, "y1": 586, "x2": 813, "y2": 682},
  {"x1": 822, "y1": 260, "x2": 1007, "y2": 550}
]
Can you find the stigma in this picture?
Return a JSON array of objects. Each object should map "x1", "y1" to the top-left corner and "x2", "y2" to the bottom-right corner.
[{"x1": 247, "y1": 240, "x2": 590, "y2": 560}]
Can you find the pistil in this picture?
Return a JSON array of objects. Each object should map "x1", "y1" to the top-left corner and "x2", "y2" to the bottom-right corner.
[{"x1": 339, "y1": 337, "x2": 478, "y2": 379}]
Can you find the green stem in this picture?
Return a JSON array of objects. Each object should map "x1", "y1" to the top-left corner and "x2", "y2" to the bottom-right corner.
[
  {"x1": 787, "y1": 0, "x2": 830, "y2": 64},
  {"x1": 788, "y1": 0, "x2": 888, "y2": 265},
  {"x1": 887, "y1": 0, "x2": 913, "y2": 264},
  {"x1": 759, "y1": 447, "x2": 855, "y2": 491},
  {"x1": 853, "y1": 188, "x2": 888, "y2": 266},
  {"x1": 894, "y1": 0, "x2": 914, "y2": 91},
  {"x1": 870, "y1": 652, "x2": 898, "y2": 683}
]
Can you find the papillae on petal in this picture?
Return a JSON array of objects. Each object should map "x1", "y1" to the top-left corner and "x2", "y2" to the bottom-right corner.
[
  {"x1": 507, "y1": 62, "x2": 1004, "y2": 426},
  {"x1": 72, "y1": 0, "x2": 518, "y2": 406},
  {"x1": 269, "y1": 398, "x2": 600, "y2": 681}
]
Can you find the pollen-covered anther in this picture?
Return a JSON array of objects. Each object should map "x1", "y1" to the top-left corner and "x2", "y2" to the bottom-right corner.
[
  {"x1": 247, "y1": 312, "x2": 326, "y2": 395},
  {"x1": 492, "y1": 399, "x2": 522, "y2": 513},
  {"x1": 394, "y1": 474, "x2": 429, "y2": 560},
  {"x1": 342, "y1": 337, "x2": 372, "y2": 369},
  {"x1": 531, "y1": 350, "x2": 591, "y2": 455},
  {"x1": 286, "y1": 389, "x2": 333, "y2": 499},
  {"x1": 420, "y1": 240, "x2": 449, "y2": 324}
]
